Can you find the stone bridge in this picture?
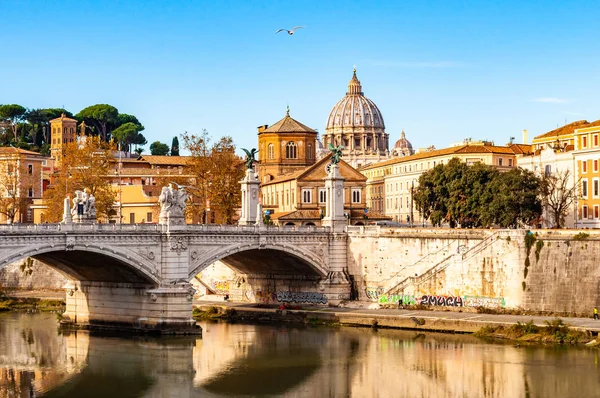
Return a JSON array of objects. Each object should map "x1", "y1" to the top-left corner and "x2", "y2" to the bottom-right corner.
[{"x1": 0, "y1": 223, "x2": 350, "y2": 332}]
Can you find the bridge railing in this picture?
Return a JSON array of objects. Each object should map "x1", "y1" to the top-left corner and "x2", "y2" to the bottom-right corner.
[{"x1": 0, "y1": 223, "x2": 333, "y2": 234}]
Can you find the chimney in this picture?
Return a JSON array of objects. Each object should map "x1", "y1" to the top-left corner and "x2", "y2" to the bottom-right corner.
[
  {"x1": 257, "y1": 125, "x2": 268, "y2": 133},
  {"x1": 522, "y1": 129, "x2": 528, "y2": 144}
]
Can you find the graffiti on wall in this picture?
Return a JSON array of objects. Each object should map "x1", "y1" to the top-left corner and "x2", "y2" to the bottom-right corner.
[
  {"x1": 211, "y1": 281, "x2": 230, "y2": 295},
  {"x1": 378, "y1": 294, "x2": 417, "y2": 305},
  {"x1": 276, "y1": 291, "x2": 328, "y2": 304},
  {"x1": 366, "y1": 286, "x2": 383, "y2": 300},
  {"x1": 256, "y1": 290, "x2": 277, "y2": 303},
  {"x1": 420, "y1": 295, "x2": 464, "y2": 307},
  {"x1": 463, "y1": 296, "x2": 505, "y2": 309}
]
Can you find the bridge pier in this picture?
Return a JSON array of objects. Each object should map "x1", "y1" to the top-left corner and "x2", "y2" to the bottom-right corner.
[{"x1": 62, "y1": 281, "x2": 198, "y2": 333}]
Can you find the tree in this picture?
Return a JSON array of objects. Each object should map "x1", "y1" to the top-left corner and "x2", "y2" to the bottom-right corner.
[
  {"x1": 488, "y1": 168, "x2": 542, "y2": 228},
  {"x1": 540, "y1": 169, "x2": 579, "y2": 228},
  {"x1": 414, "y1": 158, "x2": 542, "y2": 228},
  {"x1": 76, "y1": 104, "x2": 119, "y2": 141},
  {"x1": 182, "y1": 130, "x2": 244, "y2": 224},
  {"x1": 112, "y1": 122, "x2": 142, "y2": 154},
  {"x1": 150, "y1": 141, "x2": 169, "y2": 155},
  {"x1": 0, "y1": 153, "x2": 37, "y2": 223},
  {"x1": 171, "y1": 136, "x2": 180, "y2": 156},
  {"x1": 42, "y1": 137, "x2": 117, "y2": 222},
  {"x1": 26, "y1": 108, "x2": 73, "y2": 145},
  {"x1": 0, "y1": 104, "x2": 27, "y2": 143}
]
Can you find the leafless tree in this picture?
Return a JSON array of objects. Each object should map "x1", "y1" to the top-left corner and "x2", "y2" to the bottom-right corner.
[{"x1": 540, "y1": 169, "x2": 579, "y2": 228}]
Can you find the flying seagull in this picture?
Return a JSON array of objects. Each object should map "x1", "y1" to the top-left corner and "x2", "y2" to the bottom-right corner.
[{"x1": 276, "y1": 26, "x2": 305, "y2": 35}]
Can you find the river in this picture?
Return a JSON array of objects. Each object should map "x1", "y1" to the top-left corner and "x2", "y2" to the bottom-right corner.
[{"x1": 1, "y1": 312, "x2": 599, "y2": 397}]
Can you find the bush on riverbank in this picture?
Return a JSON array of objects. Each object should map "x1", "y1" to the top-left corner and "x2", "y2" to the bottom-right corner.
[
  {"x1": 475, "y1": 318, "x2": 591, "y2": 345},
  {"x1": 0, "y1": 297, "x2": 65, "y2": 313}
]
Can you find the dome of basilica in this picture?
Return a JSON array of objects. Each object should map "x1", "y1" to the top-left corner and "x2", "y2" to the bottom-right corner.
[
  {"x1": 392, "y1": 130, "x2": 414, "y2": 156},
  {"x1": 325, "y1": 70, "x2": 385, "y2": 130}
]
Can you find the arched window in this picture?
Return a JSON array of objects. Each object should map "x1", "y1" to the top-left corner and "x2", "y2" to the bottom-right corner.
[
  {"x1": 286, "y1": 141, "x2": 297, "y2": 159},
  {"x1": 307, "y1": 143, "x2": 313, "y2": 159},
  {"x1": 268, "y1": 144, "x2": 274, "y2": 159}
]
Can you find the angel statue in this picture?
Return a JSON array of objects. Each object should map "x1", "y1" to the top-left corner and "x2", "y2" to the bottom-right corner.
[
  {"x1": 328, "y1": 143, "x2": 345, "y2": 165},
  {"x1": 242, "y1": 148, "x2": 259, "y2": 169}
]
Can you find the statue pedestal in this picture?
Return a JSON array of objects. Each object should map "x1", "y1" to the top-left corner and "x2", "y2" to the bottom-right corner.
[
  {"x1": 239, "y1": 169, "x2": 260, "y2": 226},
  {"x1": 321, "y1": 164, "x2": 346, "y2": 232}
]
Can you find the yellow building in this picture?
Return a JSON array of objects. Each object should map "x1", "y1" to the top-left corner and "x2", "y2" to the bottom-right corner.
[
  {"x1": 360, "y1": 142, "x2": 530, "y2": 224},
  {"x1": 573, "y1": 122, "x2": 600, "y2": 227},
  {"x1": 261, "y1": 155, "x2": 370, "y2": 226},
  {"x1": 0, "y1": 147, "x2": 45, "y2": 223},
  {"x1": 257, "y1": 108, "x2": 318, "y2": 183}
]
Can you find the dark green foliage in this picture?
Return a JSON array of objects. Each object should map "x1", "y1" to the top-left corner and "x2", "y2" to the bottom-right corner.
[
  {"x1": 535, "y1": 240, "x2": 544, "y2": 262},
  {"x1": 171, "y1": 136, "x2": 180, "y2": 156},
  {"x1": 76, "y1": 104, "x2": 119, "y2": 141},
  {"x1": 573, "y1": 232, "x2": 590, "y2": 240},
  {"x1": 150, "y1": 141, "x2": 170, "y2": 155},
  {"x1": 522, "y1": 281, "x2": 527, "y2": 291},
  {"x1": 413, "y1": 158, "x2": 542, "y2": 228},
  {"x1": 524, "y1": 267, "x2": 528, "y2": 278}
]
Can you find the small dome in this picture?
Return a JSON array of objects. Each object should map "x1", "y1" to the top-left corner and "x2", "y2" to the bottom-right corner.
[
  {"x1": 326, "y1": 70, "x2": 385, "y2": 130},
  {"x1": 393, "y1": 131, "x2": 414, "y2": 156},
  {"x1": 315, "y1": 136, "x2": 328, "y2": 160}
]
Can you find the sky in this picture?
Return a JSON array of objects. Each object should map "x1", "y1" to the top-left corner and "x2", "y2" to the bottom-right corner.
[{"x1": 2, "y1": 0, "x2": 600, "y2": 155}]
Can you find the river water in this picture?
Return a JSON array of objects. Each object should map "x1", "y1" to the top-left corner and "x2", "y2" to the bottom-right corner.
[{"x1": 1, "y1": 312, "x2": 600, "y2": 398}]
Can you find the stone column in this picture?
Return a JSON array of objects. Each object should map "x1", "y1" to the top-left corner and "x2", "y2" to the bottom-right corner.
[
  {"x1": 239, "y1": 169, "x2": 259, "y2": 225},
  {"x1": 322, "y1": 164, "x2": 346, "y2": 232},
  {"x1": 61, "y1": 197, "x2": 72, "y2": 224}
]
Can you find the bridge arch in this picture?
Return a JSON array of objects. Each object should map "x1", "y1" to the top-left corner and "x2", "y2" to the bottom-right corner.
[
  {"x1": 0, "y1": 244, "x2": 160, "y2": 285},
  {"x1": 188, "y1": 242, "x2": 328, "y2": 280}
]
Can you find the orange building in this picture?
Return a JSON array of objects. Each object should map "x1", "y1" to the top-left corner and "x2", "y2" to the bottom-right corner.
[
  {"x1": 257, "y1": 108, "x2": 318, "y2": 183},
  {"x1": 0, "y1": 147, "x2": 45, "y2": 223}
]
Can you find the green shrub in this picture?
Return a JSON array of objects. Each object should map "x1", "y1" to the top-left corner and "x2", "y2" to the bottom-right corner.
[
  {"x1": 573, "y1": 232, "x2": 590, "y2": 241},
  {"x1": 535, "y1": 240, "x2": 544, "y2": 262},
  {"x1": 522, "y1": 281, "x2": 527, "y2": 291}
]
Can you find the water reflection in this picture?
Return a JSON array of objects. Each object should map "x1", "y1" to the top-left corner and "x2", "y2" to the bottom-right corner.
[{"x1": 2, "y1": 313, "x2": 600, "y2": 397}]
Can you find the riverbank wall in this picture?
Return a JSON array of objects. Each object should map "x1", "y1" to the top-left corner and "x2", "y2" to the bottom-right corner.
[{"x1": 347, "y1": 228, "x2": 600, "y2": 317}]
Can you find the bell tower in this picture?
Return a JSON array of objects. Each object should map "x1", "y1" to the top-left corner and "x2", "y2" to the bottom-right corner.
[{"x1": 49, "y1": 113, "x2": 78, "y2": 167}]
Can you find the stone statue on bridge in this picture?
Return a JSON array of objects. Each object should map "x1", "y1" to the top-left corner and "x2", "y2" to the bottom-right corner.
[
  {"x1": 70, "y1": 189, "x2": 96, "y2": 223},
  {"x1": 159, "y1": 183, "x2": 189, "y2": 225}
]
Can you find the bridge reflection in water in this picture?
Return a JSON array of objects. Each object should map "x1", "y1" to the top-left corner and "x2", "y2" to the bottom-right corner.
[{"x1": 2, "y1": 313, "x2": 600, "y2": 397}]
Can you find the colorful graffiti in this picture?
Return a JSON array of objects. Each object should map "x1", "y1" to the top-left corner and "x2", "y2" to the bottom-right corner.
[
  {"x1": 366, "y1": 286, "x2": 383, "y2": 300},
  {"x1": 463, "y1": 296, "x2": 505, "y2": 309},
  {"x1": 378, "y1": 294, "x2": 417, "y2": 305},
  {"x1": 420, "y1": 295, "x2": 464, "y2": 307},
  {"x1": 211, "y1": 281, "x2": 230, "y2": 295},
  {"x1": 276, "y1": 291, "x2": 328, "y2": 304}
]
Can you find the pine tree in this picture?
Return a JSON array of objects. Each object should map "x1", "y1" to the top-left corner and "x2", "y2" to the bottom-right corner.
[{"x1": 171, "y1": 136, "x2": 180, "y2": 156}]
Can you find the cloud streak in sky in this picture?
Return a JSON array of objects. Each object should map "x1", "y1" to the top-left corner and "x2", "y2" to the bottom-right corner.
[
  {"x1": 367, "y1": 60, "x2": 469, "y2": 68},
  {"x1": 533, "y1": 97, "x2": 570, "y2": 104}
]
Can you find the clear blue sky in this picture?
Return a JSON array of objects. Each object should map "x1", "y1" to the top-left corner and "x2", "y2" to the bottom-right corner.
[{"x1": 2, "y1": 0, "x2": 599, "y2": 154}]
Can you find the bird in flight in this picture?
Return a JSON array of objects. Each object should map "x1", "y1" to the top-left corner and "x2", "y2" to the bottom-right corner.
[{"x1": 276, "y1": 26, "x2": 305, "y2": 35}]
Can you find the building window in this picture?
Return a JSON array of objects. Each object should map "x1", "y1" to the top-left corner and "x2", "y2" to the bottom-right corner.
[
  {"x1": 147, "y1": 212, "x2": 153, "y2": 223},
  {"x1": 268, "y1": 144, "x2": 274, "y2": 159},
  {"x1": 307, "y1": 143, "x2": 313, "y2": 159},
  {"x1": 583, "y1": 136, "x2": 588, "y2": 148},
  {"x1": 498, "y1": 158, "x2": 503, "y2": 166},
  {"x1": 594, "y1": 179, "x2": 599, "y2": 197},
  {"x1": 595, "y1": 160, "x2": 598, "y2": 172},
  {"x1": 352, "y1": 189, "x2": 361, "y2": 203},
  {"x1": 129, "y1": 213, "x2": 135, "y2": 224},
  {"x1": 544, "y1": 165, "x2": 551, "y2": 177},
  {"x1": 28, "y1": 187, "x2": 33, "y2": 198},
  {"x1": 508, "y1": 159, "x2": 513, "y2": 167},
  {"x1": 583, "y1": 205, "x2": 589, "y2": 219},
  {"x1": 302, "y1": 189, "x2": 312, "y2": 203},
  {"x1": 286, "y1": 142, "x2": 297, "y2": 159},
  {"x1": 318, "y1": 189, "x2": 326, "y2": 203},
  {"x1": 27, "y1": 164, "x2": 33, "y2": 175},
  {"x1": 595, "y1": 206, "x2": 599, "y2": 219},
  {"x1": 583, "y1": 161, "x2": 588, "y2": 173},
  {"x1": 582, "y1": 180, "x2": 588, "y2": 198},
  {"x1": 595, "y1": 135, "x2": 599, "y2": 146}
]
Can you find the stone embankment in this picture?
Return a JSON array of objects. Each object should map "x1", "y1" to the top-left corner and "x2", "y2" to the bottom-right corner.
[{"x1": 194, "y1": 302, "x2": 600, "y2": 338}]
